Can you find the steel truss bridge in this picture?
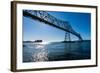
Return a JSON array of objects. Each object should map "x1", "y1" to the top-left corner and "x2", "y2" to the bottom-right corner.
[{"x1": 23, "y1": 10, "x2": 83, "y2": 41}]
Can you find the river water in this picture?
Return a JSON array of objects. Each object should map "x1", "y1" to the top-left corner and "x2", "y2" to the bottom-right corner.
[{"x1": 23, "y1": 40, "x2": 91, "y2": 62}]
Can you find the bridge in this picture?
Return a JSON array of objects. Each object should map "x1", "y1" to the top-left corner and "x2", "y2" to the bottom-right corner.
[{"x1": 23, "y1": 10, "x2": 83, "y2": 41}]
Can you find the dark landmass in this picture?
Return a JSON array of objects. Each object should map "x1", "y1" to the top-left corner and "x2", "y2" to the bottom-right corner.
[
  {"x1": 34, "y1": 40, "x2": 42, "y2": 42},
  {"x1": 62, "y1": 40, "x2": 90, "y2": 43},
  {"x1": 48, "y1": 40, "x2": 91, "y2": 44},
  {"x1": 23, "y1": 40, "x2": 42, "y2": 43},
  {"x1": 23, "y1": 40, "x2": 90, "y2": 44}
]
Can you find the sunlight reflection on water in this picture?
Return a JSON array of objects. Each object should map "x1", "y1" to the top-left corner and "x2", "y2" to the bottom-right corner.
[{"x1": 32, "y1": 44, "x2": 48, "y2": 61}]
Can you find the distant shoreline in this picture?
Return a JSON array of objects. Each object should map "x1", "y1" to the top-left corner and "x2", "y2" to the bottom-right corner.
[{"x1": 23, "y1": 40, "x2": 91, "y2": 44}]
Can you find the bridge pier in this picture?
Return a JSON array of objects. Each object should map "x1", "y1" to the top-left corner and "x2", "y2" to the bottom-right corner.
[
  {"x1": 64, "y1": 32, "x2": 71, "y2": 42},
  {"x1": 64, "y1": 32, "x2": 72, "y2": 55}
]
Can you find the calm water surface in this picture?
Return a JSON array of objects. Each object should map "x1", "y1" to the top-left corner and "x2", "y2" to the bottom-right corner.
[{"x1": 23, "y1": 40, "x2": 91, "y2": 62}]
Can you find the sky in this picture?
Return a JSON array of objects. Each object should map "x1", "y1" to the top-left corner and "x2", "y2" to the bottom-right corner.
[{"x1": 23, "y1": 10, "x2": 91, "y2": 43}]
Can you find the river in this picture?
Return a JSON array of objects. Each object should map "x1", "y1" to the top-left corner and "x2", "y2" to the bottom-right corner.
[{"x1": 23, "y1": 40, "x2": 91, "y2": 62}]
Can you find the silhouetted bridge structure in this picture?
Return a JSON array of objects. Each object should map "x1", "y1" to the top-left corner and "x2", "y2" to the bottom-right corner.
[{"x1": 23, "y1": 10, "x2": 83, "y2": 41}]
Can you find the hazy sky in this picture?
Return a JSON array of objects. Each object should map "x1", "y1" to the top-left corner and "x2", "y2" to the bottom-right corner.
[{"x1": 23, "y1": 10, "x2": 91, "y2": 43}]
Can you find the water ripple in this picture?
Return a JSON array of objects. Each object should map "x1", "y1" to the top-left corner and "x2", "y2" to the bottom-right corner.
[{"x1": 32, "y1": 44, "x2": 48, "y2": 62}]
